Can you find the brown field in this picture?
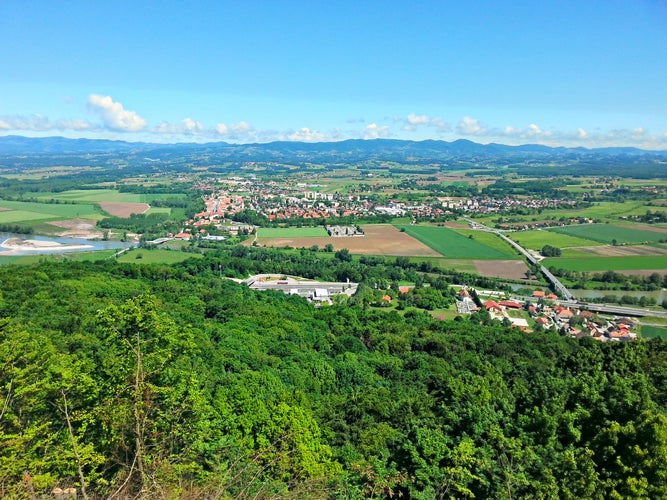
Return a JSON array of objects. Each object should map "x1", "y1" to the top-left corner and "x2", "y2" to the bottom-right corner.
[
  {"x1": 99, "y1": 202, "x2": 150, "y2": 218},
  {"x1": 47, "y1": 219, "x2": 104, "y2": 238},
  {"x1": 257, "y1": 224, "x2": 441, "y2": 256},
  {"x1": 474, "y1": 260, "x2": 531, "y2": 280},
  {"x1": 444, "y1": 221, "x2": 469, "y2": 229},
  {"x1": 574, "y1": 244, "x2": 667, "y2": 257}
]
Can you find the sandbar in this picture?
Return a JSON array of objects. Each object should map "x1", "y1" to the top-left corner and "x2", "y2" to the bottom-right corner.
[{"x1": 0, "y1": 237, "x2": 93, "y2": 255}]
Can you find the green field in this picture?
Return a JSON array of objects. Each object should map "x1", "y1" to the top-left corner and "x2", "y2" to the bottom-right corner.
[
  {"x1": 0, "y1": 200, "x2": 102, "y2": 223},
  {"x1": 0, "y1": 249, "x2": 117, "y2": 266},
  {"x1": 510, "y1": 229, "x2": 602, "y2": 250},
  {"x1": 398, "y1": 225, "x2": 518, "y2": 259},
  {"x1": 116, "y1": 249, "x2": 204, "y2": 264},
  {"x1": 641, "y1": 325, "x2": 667, "y2": 340},
  {"x1": 36, "y1": 189, "x2": 186, "y2": 203},
  {"x1": 550, "y1": 223, "x2": 665, "y2": 244},
  {"x1": 543, "y1": 255, "x2": 667, "y2": 271},
  {"x1": 258, "y1": 227, "x2": 329, "y2": 238}
]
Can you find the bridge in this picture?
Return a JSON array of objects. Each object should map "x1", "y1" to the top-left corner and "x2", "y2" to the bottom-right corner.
[{"x1": 464, "y1": 218, "x2": 576, "y2": 301}]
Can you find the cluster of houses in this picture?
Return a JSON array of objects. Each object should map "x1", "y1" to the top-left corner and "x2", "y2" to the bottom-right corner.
[
  {"x1": 326, "y1": 225, "x2": 364, "y2": 237},
  {"x1": 456, "y1": 288, "x2": 637, "y2": 342},
  {"x1": 188, "y1": 175, "x2": 590, "y2": 230}
]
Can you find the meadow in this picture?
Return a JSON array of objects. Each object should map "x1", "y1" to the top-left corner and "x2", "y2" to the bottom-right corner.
[
  {"x1": 509, "y1": 229, "x2": 602, "y2": 250},
  {"x1": 543, "y1": 255, "x2": 667, "y2": 272},
  {"x1": 397, "y1": 224, "x2": 518, "y2": 259},
  {"x1": 36, "y1": 189, "x2": 186, "y2": 203},
  {"x1": 549, "y1": 223, "x2": 665, "y2": 245},
  {"x1": 640, "y1": 325, "x2": 667, "y2": 340},
  {"x1": 0, "y1": 200, "x2": 102, "y2": 223},
  {"x1": 257, "y1": 226, "x2": 329, "y2": 238}
]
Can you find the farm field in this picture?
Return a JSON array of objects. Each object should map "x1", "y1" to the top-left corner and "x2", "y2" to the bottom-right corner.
[
  {"x1": 454, "y1": 228, "x2": 523, "y2": 255},
  {"x1": 549, "y1": 223, "x2": 666, "y2": 244},
  {"x1": 35, "y1": 189, "x2": 186, "y2": 204},
  {"x1": 0, "y1": 200, "x2": 102, "y2": 223},
  {"x1": 116, "y1": 249, "x2": 204, "y2": 265},
  {"x1": 509, "y1": 229, "x2": 602, "y2": 250},
  {"x1": 397, "y1": 224, "x2": 518, "y2": 259},
  {"x1": 641, "y1": 325, "x2": 667, "y2": 340},
  {"x1": 256, "y1": 224, "x2": 441, "y2": 257},
  {"x1": 543, "y1": 255, "x2": 667, "y2": 272},
  {"x1": 258, "y1": 227, "x2": 329, "y2": 238}
]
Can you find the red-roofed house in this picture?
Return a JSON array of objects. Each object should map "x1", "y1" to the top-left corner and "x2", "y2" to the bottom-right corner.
[
  {"x1": 533, "y1": 290, "x2": 546, "y2": 298},
  {"x1": 500, "y1": 300, "x2": 522, "y2": 309}
]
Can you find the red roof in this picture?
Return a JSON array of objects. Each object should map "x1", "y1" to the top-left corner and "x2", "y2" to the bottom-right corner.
[
  {"x1": 500, "y1": 300, "x2": 522, "y2": 309},
  {"x1": 533, "y1": 291, "x2": 546, "y2": 297},
  {"x1": 483, "y1": 300, "x2": 502, "y2": 310}
]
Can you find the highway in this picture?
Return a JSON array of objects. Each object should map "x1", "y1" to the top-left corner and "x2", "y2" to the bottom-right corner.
[{"x1": 464, "y1": 218, "x2": 576, "y2": 301}]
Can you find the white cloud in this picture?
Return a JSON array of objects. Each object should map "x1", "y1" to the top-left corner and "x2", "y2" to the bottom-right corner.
[
  {"x1": 286, "y1": 127, "x2": 325, "y2": 142},
  {"x1": 456, "y1": 116, "x2": 484, "y2": 135},
  {"x1": 364, "y1": 123, "x2": 391, "y2": 139},
  {"x1": 87, "y1": 94, "x2": 147, "y2": 132},
  {"x1": 577, "y1": 128, "x2": 588, "y2": 139},
  {"x1": 402, "y1": 113, "x2": 450, "y2": 133},
  {"x1": 0, "y1": 114, "x2": 96, "y2": 132}
]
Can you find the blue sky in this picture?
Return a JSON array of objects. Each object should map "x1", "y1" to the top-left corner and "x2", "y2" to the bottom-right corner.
[{"x1": 1, "y1": 0, "x2": 666, "y2": 148}]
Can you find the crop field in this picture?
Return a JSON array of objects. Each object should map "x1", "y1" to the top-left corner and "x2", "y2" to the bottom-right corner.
[
  {"x1": 256, "y1": 224, "x2": 441, "y2": 257},
  {"x1": 36, "y1": 189, "x2": 186, "y2": 203},
  {"x1": 641, "y1": 325, "x2": 667, "y2": 340},
  {"x1": 258, "y1": 227, "x2": 329, "y2": 238},
  {"x1": 454, "y1": 228, "x2": 523, "y2": 254},
  {"x1": 0, "y1": 200, "x2": 102, "y2": 222},
  {"x1": 543, "y1": 255, "x2": 667, "y2": 272},
  {"x1": 509, "y1": 229, "x2": 602, "y2": 250},
  {"x1": 397, "y1": 225, "x2": 518, "y2": 259},
  {"x1": 549, "y1": 223, "x2": 665, "y2": 244}
]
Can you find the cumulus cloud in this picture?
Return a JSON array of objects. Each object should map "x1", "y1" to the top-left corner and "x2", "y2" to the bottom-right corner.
[
  {"x1": 402, "y1": 113, "x2": 450, "y2": 133},
  {"x1": 0, "y1": 114, "x2": 96, "y2": 132},
  {"x1": 286, "y1": 127, "x2": 325, "y2": 142},
  {"x1": 577, "y1": 128, "x2": 588, "y2": 139},
  {"x1": 456, "y1": 116, "x2": 484, "y2": 135},
  {"x1": 87, "y1": 94, "x2": 147, "y2": 132},
  {"x1": 363, "y1": 123, "x2": 392, "y2": 139}
]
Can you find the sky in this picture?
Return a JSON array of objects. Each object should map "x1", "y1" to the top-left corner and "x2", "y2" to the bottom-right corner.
[{"x1": 1, "y1": 0, "x2": 666, "y2": 148}]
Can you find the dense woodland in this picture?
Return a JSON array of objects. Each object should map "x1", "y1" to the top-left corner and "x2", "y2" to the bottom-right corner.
[{"x1": 1, "y1": 251, "x2": 666, "y2": 499}]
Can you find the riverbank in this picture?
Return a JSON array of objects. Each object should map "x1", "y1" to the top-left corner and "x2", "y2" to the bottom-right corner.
[{"x1": 0, "y1": 237, "x2": 93, "y2": 255}]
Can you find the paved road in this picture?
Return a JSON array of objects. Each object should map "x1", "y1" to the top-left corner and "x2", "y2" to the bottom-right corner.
[{"x1": 464, "y1": 218, "x2": 576, "y2": 301}]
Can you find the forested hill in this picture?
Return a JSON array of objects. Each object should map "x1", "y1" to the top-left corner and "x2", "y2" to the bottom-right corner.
[
  {"x1": 1, "y1": 252, "x2": 666, "y2": 498},
  {"x1": 2, "y1": 136, "x2": 666, "y2": 173}
]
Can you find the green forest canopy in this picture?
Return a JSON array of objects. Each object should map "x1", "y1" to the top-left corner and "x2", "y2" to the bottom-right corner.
[{"x1": 0, "y1": 251, "x2": 665, "y2": 499}]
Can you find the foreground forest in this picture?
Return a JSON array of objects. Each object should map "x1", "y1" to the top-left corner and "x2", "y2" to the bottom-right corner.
[{"x1": 1, "y1": 253, "x2": 666, "y2": 499}]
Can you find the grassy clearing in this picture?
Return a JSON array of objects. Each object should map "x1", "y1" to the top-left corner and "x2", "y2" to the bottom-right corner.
[
  {"x1": 543, "y1": 255, "x2": 667, "y2": 271},
  {"x1": 550, "y1": 223, "x2": 665, "y2": 244},
  {"x1": 0, "y1": 250, "x2": 117, "y2": 266},
  {"x1": 36, "y1": 190, "x2": 187, "y2": 204},
  {"x1": 0, "y1": 200, "x2": 102, "y2": 222},
  {"x1": 258, "y1": 227, "x2": 329, "y2": 238},
  {"x1": 398, "y1": 225, "x2": 517, "y2": 259},
  {"x1": 455, "y1": 229, "x2": 523, "y2": 254},
  {"x1": 116, "y1": 249, "x2": 204, "y2": 264},
  {"x1": 641, "y1": 325, "x2": 667, "y2": 340},
  {"x1": 509, "y1": 229, "x2": 602, "y2": 250}
]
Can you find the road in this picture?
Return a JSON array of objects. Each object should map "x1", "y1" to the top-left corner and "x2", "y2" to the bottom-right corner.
[{"x1": 464, "y1": 218, "x2": 576, "y2": 301}]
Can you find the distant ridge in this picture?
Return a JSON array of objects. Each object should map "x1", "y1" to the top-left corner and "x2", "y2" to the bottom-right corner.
[{"x1": 0, "y1": 135, "x2": 663, "y2": 160}]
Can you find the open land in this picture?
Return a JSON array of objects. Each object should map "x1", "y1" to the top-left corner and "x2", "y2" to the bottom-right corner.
[
  {"x1": 99, "y1": 202, "x2": 150, "y2": 218},
  {"x1": 473, "y1": 260, "x2": 531, "y2": 280},
  {"x1": 256, "y1": 224, "x2": 441, "y2": 256},
  {"x1": 550, "y1": 223, "x2": 666, "y2": 244},
  {"x1": 398, "y1": 224, "x2": 518, "y2": 259}
]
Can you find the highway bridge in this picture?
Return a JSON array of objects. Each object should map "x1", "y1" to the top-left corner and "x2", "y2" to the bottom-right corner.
[{"x1": 464, "y1": 218, "x2": 576, "y2": 301}]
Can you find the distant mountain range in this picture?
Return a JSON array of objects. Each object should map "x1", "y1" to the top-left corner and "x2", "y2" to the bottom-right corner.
[{"x1": 0, "y1": 135, "x2": 665, "y2": 166}]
